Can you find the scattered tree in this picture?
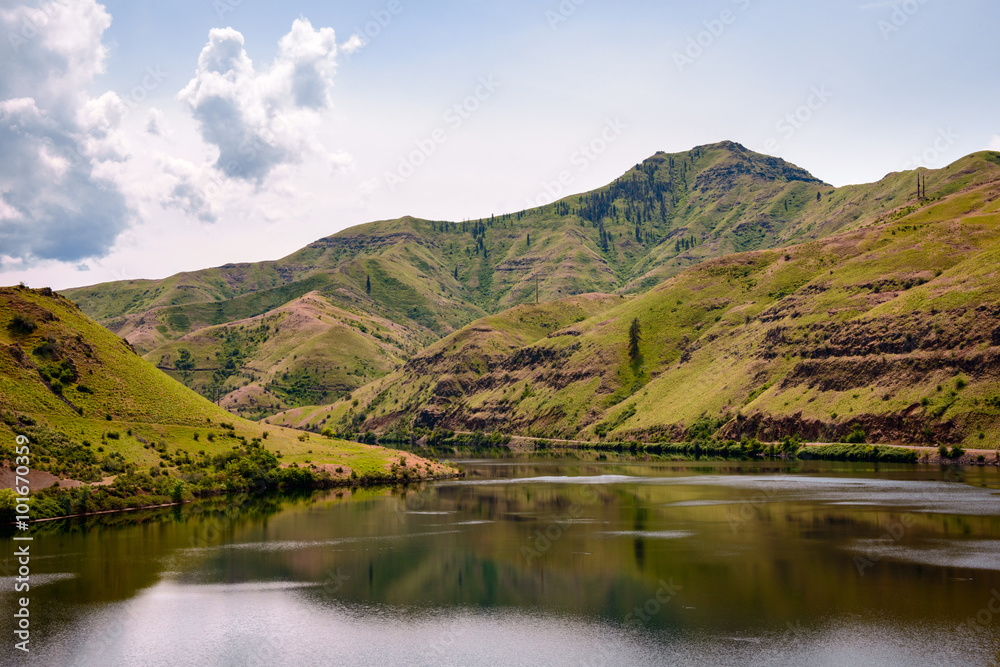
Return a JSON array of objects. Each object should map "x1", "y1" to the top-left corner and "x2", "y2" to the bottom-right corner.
[
  {"x1": 628, "y1": 318, "x2": 641, "y2": 360},
  {"x1": 365, "y1": 274, "x2": 371, "y2": 296}
]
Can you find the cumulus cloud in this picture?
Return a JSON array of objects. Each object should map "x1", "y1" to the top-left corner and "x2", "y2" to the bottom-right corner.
[
  {"x1": 0, "y1": 0, "x2": 130, "y2": 264},
  {"x1": 178, "y1": 19, "x2": 352, "y2": 184},
  {"x1": 990, "y1": 135, "x2": 1000, "y2": 152}
]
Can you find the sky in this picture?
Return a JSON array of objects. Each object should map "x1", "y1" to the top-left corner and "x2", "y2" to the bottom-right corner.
[{"x1": 0, "y1": 0, "x2": 997, "y2": 290}]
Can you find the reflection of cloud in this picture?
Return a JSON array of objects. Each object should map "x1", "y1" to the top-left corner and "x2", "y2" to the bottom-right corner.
[{"x1": 0, "y1": 0, "x2": 131, "y2": 263}]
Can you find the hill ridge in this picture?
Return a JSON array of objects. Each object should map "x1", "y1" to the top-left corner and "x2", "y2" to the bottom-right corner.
[{"x1": 60, "y1": 144, "x2": 1000, "y2": 417}]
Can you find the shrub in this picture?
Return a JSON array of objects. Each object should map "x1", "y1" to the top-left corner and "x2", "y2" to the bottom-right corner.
[
  {"x1": 7, "y1": 314, "x2": 36, "y2": 334},
  {"x1": 948, "y1": 446, "x2": 965, "y2": 459},
  {"x1": 797, "y1": 443, "x2": 917, "y2": 464},
  {"x1": 938, "y1": 444, "x2": 949, "y2": 458},
  {"x1": 841, "y1": 428, "x2": 867, "y2": 444}
]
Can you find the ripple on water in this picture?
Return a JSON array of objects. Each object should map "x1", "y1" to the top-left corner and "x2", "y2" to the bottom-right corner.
[
  {"x1": 601, "y1": 530, "x2": 694, "y2": 539},
  {"x1": 846, "y1": 538, "x2": 1000, "y2": 571}
]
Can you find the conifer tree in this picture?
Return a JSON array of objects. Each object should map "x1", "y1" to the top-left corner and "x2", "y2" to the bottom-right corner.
[{"x1": 628, "y1": 318, "x2": 641, "y2": 360}]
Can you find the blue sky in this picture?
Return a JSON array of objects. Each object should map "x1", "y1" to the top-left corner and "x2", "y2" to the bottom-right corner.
[{"x1": 1, "y1": 0, "x2": 997, "y2": 289}]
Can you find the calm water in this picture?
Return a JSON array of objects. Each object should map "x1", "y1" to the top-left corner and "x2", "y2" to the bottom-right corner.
[{"x1": 4, "y1": 457, "x2": 1000, "y2": 666}]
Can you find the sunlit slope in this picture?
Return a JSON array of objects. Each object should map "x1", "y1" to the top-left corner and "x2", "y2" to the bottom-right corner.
[
  {"x1": 63, "y1": 146, "x2": 1000, "y2": 419},
  {"x1": 319, "y1": 175, "x2": 1000, "y2": 448},
  {"x1": 145, "y1": 291, "x2": 423, "y2": 420},
  {"x1": 266, "y1": 294, "x2": 625, "y2": 432},
  {"x1": 0, "y1": 287, "x2": 449, "y2": 482}
]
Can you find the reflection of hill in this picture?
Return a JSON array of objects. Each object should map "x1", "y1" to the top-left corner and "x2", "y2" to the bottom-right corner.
[{"x1": 9, "y1": 465, "x2": 1000, "y2": 643}]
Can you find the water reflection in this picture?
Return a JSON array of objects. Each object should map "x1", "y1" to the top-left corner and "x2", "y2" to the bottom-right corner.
[{"x1": 2, "y1": 457, "x2": 1000, "y2": 665}]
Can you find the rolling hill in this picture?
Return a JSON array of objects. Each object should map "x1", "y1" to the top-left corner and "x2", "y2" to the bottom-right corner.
[
  {"x1": 0, "y1": 286, "x2": 455, "y2": 509},
  {"x1": 62, "y1": 143, "x2": 1000, "y2": 419},
  {"x1": 270, "y1": 155, "x2": 1000, "y2": 450}
]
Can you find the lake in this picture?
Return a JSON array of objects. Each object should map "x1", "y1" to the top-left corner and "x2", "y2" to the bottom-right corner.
[{"x1": 4, "y1": 456, "x2": 1000, "y2": 666}]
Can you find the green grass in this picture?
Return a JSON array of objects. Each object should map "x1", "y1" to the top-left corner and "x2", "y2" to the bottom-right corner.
[
  {"x1": 319, "y1": 171, "x2": 1000, "y2": 448},
  {"x1": 67, "y1": 143, "x2": 1000, "y2": 378},
  {"x1": 50, "y1": 145, "x2": 1000, "y2": 449},
  {"x1": 0, "y1": 287, "x2": 458, "y2": 513}
]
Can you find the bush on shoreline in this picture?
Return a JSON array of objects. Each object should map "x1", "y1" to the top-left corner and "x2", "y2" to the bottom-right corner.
[{"x1": 796, "y1": 443, "x2": 918, "y2": 463}]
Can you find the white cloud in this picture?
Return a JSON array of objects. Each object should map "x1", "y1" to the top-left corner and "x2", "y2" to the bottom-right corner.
[
  {"x1": 158, "y1": 156, "x2": 219, "y2": 224},
  {"x1": 0, "y1": 0, "x2": 131, "y2": 264},
  {"x1": 178, "y1": 19, "x2": 352, "y2": 184},
  {"x1": 145, "y1": 108, "x2": 170, "y2": 138},
  {"x1": 273, "y1": 18, "x2": 340, "y2": 109},
  {"x1": 989, "y1": 135, "x2": 1000, "y2": 152}
]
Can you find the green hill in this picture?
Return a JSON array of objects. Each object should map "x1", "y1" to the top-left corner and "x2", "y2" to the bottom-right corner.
[
  {"x1": 0, "y1": 286, "x2": 455, "y2": 516},
  {"x1": 144, "y1": 291, "x2": 425, "y2": 420},
  {"x1": 62, "y1": 144, "x2": 1000, "y2": 418},
  {"x1": 281, "y1": 160, "x2": 1000, "y2": 450}
]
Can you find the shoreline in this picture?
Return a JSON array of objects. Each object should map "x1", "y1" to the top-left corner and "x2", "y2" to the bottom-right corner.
[
  {"x1": 2, "y1": 469, "x2": 465, "y2": 526},
  {"x1": 498, "y1": 434, "x2": 1000, "y2": 466}
]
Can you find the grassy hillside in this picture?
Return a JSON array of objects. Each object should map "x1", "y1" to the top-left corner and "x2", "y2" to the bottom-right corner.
[
  {"x1": 295, "y1": 165, "x2": 1000, "y2": 450},
  {"x1": 63, "y1": 145, "x2": 1000, "y2": 418},
  {"x1": 145, "y1": 291, "x2": 424, "y2": 420},
  {"x1": 0, "y1": 286, "x2": 456, "y2": 515}
]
